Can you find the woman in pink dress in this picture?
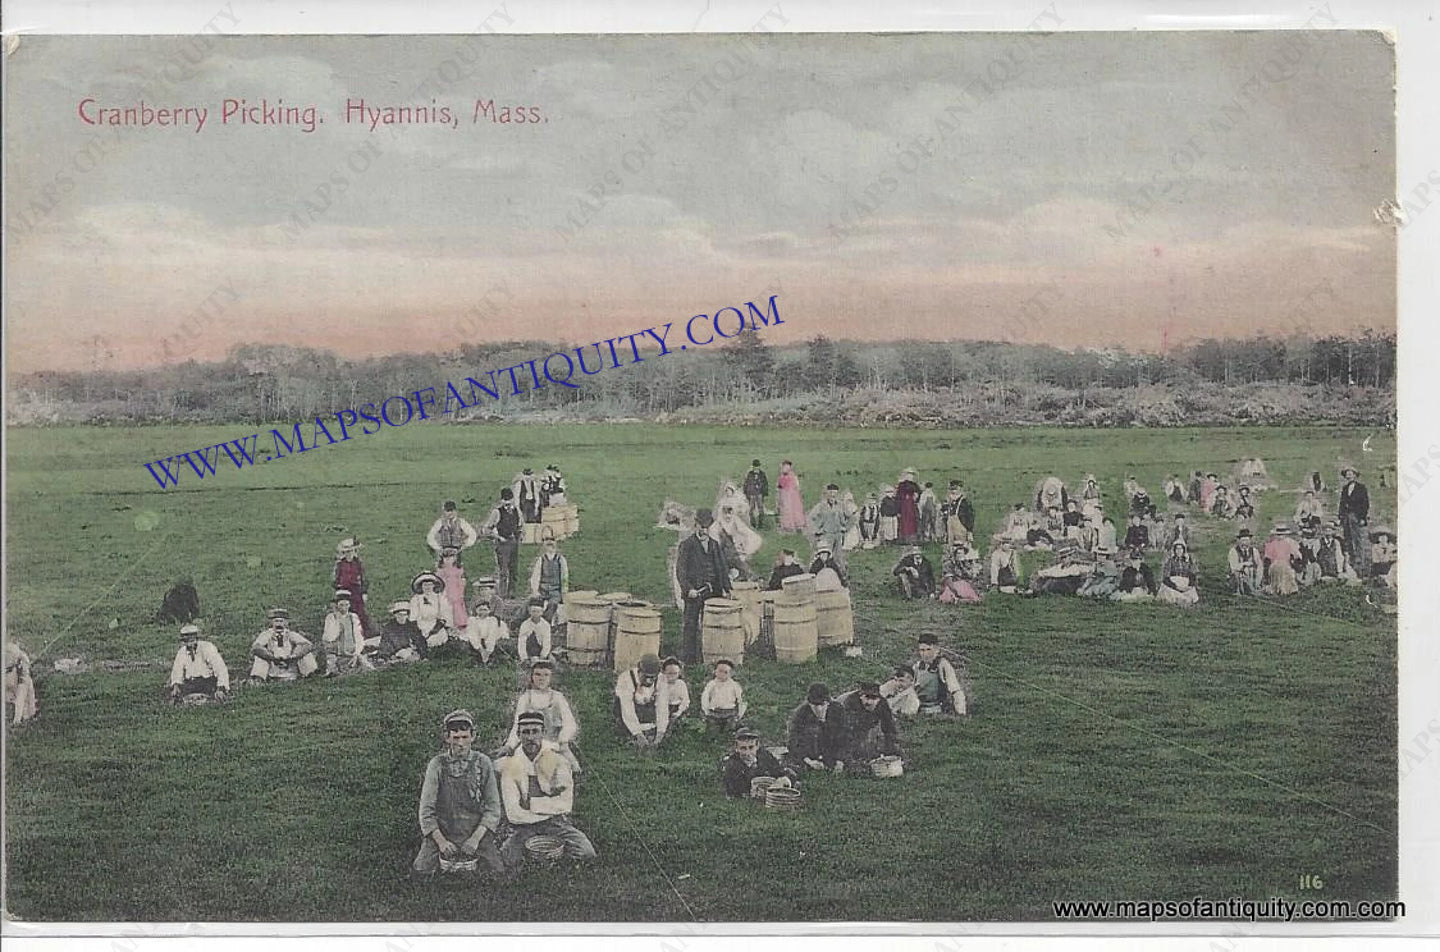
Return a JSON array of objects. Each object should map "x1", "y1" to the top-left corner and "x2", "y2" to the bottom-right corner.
[
  {"x1": 896, "y1": 469, "x2": 921, "y2": 544},
  {"x1": 435, "y1": 546, "x2": 469, "y2": 631},
  {"x1": 777, "y1": 460, "x2": 806, "y2": 532}
]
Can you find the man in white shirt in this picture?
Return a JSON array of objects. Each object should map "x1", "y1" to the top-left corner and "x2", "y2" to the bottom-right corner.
[
  {"x1": 498, "y1": 712, "x2": 596, "y2": 868},
  {"x1": 249, "y1": 609, "x2": 318, "y2": 681},
  {"x1": 322, "y1": 589, "x2": 370, "y2": 676},
  {"x1": 516, "y1": 599, "x2": 553, "y2": 662},
  {"x1": 427, "y1": 500, "x2": 479, "y2": 556},
  {"x1": 167, "y1": 624, "x2": 229, "y2": 703},
  {"x1": 613, "y1": 654, "x2": 669, "y2": 748},
  {"x1": 464, "y1": 599, "x2": 510, "y2": 665}
]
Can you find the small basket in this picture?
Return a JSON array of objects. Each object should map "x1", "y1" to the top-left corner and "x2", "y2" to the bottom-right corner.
[
  {"x1": 750, "y1": 776, "x2": 776, "y2": 799},
  {"x1": 764, "y1": 787, "x2": 802, "y2": 811},
  {"x1": 181, "y1": 693, "x2": 213, "y2": 707},
  {"x1": 524, "y1": 834, "x2": 566, "y2": 863},
  {"x1": 870, "y1": 755, "x2": 904, "y2": 778},
  {"x1": 438, "y1": 854, "x2": 479, "y2": 874}
]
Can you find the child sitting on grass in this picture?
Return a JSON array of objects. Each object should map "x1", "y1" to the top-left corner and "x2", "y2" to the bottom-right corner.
[{"x1": 700, "y1": 658, "x2": 747, "y2": 733}]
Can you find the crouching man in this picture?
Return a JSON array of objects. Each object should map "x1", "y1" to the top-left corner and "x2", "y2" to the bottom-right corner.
[
  {"x1": 722, "y1": 726, "x2": 797, "y2": 798},
  {"x1": 167, "y1": 624, "x2": 230, "y2": 704},
  {"x1": 498, "y1": 711, "x2": 597, "y2": 867},
  {"x1": 411, "y1": 709, "x2": 506, "y2": 880}
]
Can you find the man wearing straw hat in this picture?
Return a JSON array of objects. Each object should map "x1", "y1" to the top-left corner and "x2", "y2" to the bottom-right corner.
[
  {"x1": 676, "y1": 509, "x2": 732, "y2": 665},
  {"x1": 248, "y1": 609, "x2": 319, "y2": 682},
  {"x1": 411, "y1": 709, "x2": 506, "y2": 880},
  {"x1": 498, "y1": 711, "x2": 596, "y2": 867},
  {"x1": 1227, "y1": 529, "x2": 1263, "y2": 595},
  {"x1": 722, "y1": 726, "x2": 796, "y2": 799},
  {"x1": 743, "y1": 458, "x2": 769, "y2": 529},
  {"x1": 166, "y1": 624, "x2": 229, "y2": 704}
]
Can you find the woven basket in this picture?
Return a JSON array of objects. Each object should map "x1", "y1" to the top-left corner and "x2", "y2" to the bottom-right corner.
[
  {"x1": 764, "y1": 787, "x2": 802, "y2": 811},
  {"x1": 524, "y1": 834, "x2": 566, "y2": 862},
  {"x1": 870, "y1": 755, "x2": 904, "y2": 778},
  {"x1": 438, "y1": 854, "x2": 480, "y2": 874},
  {"x1": 750, "y1": 776, "x2": 776, "y2": 799}
]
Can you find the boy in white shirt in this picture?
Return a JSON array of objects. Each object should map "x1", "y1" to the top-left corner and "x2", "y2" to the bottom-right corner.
[
  {"x1": 700, "y1": 658, "x2": 747, "y2": 733},
  {"x1": 658, "y1": 656, "x2": 692, "y2": 732},
  {"x1": 465, "y1": 598, "x2": 510, "y2": 665},
  {"x1": 517, "y1": 597, "x2": 553, "y2": 662}
]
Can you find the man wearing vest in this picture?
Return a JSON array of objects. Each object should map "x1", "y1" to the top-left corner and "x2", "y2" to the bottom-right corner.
[
  {"x1": 483, "y1": 488, "x2": 523, "y2": 598},
  {"x1": 912, "y1": 634, "x2": 969, "y2": 716},
  {"x1": 1338, "y1": 466, "x2": 1371, "y2": 578},
  {"x1": 743, "y1": 459, "x2": 768, "y2": 529},
  {"x1": 528, "y1": 532, "x2": 570, "y2": 623},
  {"x1": 427, "y1": 500, "x2": 479, "y2": 556},
  {"x1": 675, "y1": 509, "x2": 732, "y2": 664},
  {"x1": 412, "y1": 708, "x2": 506, "y2": 879}
]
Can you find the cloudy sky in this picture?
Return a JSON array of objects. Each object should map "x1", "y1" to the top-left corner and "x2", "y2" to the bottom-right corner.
[{"x1": 4, "y1": 30, "x2": 1394, "y2": 373}]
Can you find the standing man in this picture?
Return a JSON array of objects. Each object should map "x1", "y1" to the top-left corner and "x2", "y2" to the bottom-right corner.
[
  {"x1": 743, "y1": 459, "x2": 769, "y2": 529},
  {"x1": 1338, "y1": 466, "x2": 1371, "y2": 579},
  {"x1": 513, "y1": 468, "x2": 543, "y2": 525},
  {"x1": 483, "y1": 488, "x2": 524, "y2": 598},
  {"x1": 528, "y1": 532, "x2": 570, "y2": 623},
  {"x1": 676, "y1": 509, "x2": 732, "y2": 664},
  {"x1": 166, "y1": 624, "x2": 229, "y2": 704},
  {"x1": 411, "y1": 709, "x2": 506, "y2": 879},
  {"x1": 807, "y1": 484, "x2": 853, "y2": 570},
  {"x1": 427, "y1": 501, "x2": 479, "y2": 557},
  {"x1": 498, "y1": 712, "x2": 597, "y2": 866}
]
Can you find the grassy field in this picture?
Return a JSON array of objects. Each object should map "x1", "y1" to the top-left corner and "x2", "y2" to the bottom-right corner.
[{"x1": 3, "y1": 423, "x2": 1397, "y2": 921}]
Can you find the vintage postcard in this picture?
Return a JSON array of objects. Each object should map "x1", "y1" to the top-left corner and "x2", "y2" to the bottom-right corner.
[{"x1": 2, "y1": 2, "x2": 1431, "y2": 941}]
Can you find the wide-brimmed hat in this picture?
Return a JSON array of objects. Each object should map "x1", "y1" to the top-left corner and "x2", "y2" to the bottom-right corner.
[
  {"x1": 473, "y1": 576, "x2": 497, "y2": 587},
  {"x1": 1235, "y1": 529, "x2": 1253, "y2": 540},
  {"x1": 335, "y1": 538, "x2": 361, "y2": 555},
  {"x1": 1369, "y1": 526, "x2": 1396, "y2": 542},
  {"x1": 1341, "y1": 466, "x2": 1358, "y2": 478},
  {"x1": 333, "y1": 588, "x2": 352, "y2": 600},
  {"x1": 814, "y1": 542, "x2": 832, "y2": 555},
  {"x1": 411, "y1": 572, "x2": 445, "y2": 593}
]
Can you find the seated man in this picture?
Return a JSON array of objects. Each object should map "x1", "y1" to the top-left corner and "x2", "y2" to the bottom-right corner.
[
  {"x1": 808, "y1": 544, "x2": 848, "y2": 591},
  {"x1": 322, "y1": 589, "x2": 370, "y2": 676},
  {"x1": 1028, "y1": 544, "x2": 1091, "y2": 596},
  {"x1": 721, "y1": 726, "x2": 797, "y2": 799},
  {"x1": 1077, "y1": 547, "x2": 1121, "y2": 599},
  {"x1": 1113, "y1": 550, "x2": 1157, "y2": 602},
  {"x1": 167, "y1": 623, "x2": 230, "y2": 704},
  {"x1": 879, "y1": 666, "x2": 921, "y2": 717},
  {"x1": 411, "y1": 709, "x2": 506, "y2": 879},
  {"x1": 893, "y1": 547, "x2": 936, "y2": 599},
  {"x1": 498, "y1": 712, "x2": 597, "y2": 867},
  {"x1": 786, "y1": 682, "x2": 847, "y2": 772},
  {"x1": 766, "y1": 548, "x2": 806, "y2": 591},
  {"x1": 912, "y1": 634, "x2": 970, "y2": 715},
  {"x1": 372, "y1": 601, "x2": 428, "y2": 664},
  {"x1": 249, "y1": 609, "x2": 319, "y2": 681},
  {"x1": 5, "y1": 639, "x2": 40, "y2": 725},
  {"x1": 1234, "y1": 486, "x2": 1257, "y2": 520},
  {"x1": 502, "y1": 660, "x2": 580, "y2": 771},
  {"x1": 838, "y1": 681, "x2": 901, "y2": 767},
  {"x1": 613, "y1": 653, "x2": 671, "y2": 748}
]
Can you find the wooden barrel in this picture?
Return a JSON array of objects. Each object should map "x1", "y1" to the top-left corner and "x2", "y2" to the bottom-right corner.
[
  {"x1": 521, "y1": 523, "x2": 543, "y2": 545},
  {"x1": 781, "y1": 573, "x2": 817, "y2": 600},
  {"x1": 773, "y1": 598, "x2": 818, "y2": 664},
  {"x1": 564, "y1": 596, "x2": 612, "y2": 666},
  {"x1": 613, "y1": 606, "x2": 662, "y2": 673},
  {"x1": 564, "y1": 589, "x2": 599, "y2": 605},
  {"x1": 541, "y1": 506, "x2": 569, "y2": 540},
  {"x1": 566, "y1": 506, "x2": 580, "y2": 536},
  {"x1": 701, "y1": 598, "x2": 745, "y2": 665},
  {"x1": 730, "y1": 581, "x2": 762, "y2": 646},
  {"x1": 815, "y1": 589, "x2": 855, "y2": 648},
  {"x1": 598, "y1": 591, "x2": 632, "y2": 604}
]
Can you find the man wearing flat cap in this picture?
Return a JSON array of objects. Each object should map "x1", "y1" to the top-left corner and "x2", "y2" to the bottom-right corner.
[
  {"x1": 167, "y1": 624, "x2": 229, "y2": 703},
  {"x1": 838, "y1": 681, "x2": 901, "y2": 767},
  {"x1": 743, "y1": 459, "x2": 769, "y2": 529},
  {"x1": 808, "y1": 542, "x2": 848, "y2": 591},
  {"x1": 249, "y1": 609, "x2": 318, "y2": 682},
  {"x1": 721, "y1": 726, "x2": 796, "y2": 798},
  {"x1": 614, "y1": 653, "x2": 671, "y2": 748},
  {"x1": 1338, "y1": 466, "x2": 1371, "y2": 578},
  {"x1": 676, "y1": 509, "x2": 732, "y2": 664},
  {"x1": 498, "y1": 710, "x2": 596, "y2": 867},
  {"x1": 787, "y1": 682, "x2": 847, "y2": 772},
  {"x1": 412, "y1": 709, "x2": 506, "y2": 879}
]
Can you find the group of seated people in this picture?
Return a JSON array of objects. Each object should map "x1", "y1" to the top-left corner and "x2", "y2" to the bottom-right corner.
[{"x1": 1228, "y1": 521, "x2": 1392, "y2": 595}]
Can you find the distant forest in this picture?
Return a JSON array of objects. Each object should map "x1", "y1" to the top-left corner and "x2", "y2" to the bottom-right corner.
[{"x1": 9, "y1": 331, "x2": 1396, "y2": 428}]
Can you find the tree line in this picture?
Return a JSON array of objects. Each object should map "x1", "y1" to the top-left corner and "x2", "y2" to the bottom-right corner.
[{"x1": 8, "y1": 331, "x2": 1395, "y2": 426}]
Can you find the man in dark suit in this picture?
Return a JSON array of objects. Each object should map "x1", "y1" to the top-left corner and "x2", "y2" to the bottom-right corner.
[
  {"x1": 742, "y1": 459, "x2": 768, "y2": 529},
  {"x1": 1338, "y1": 466, "x2": 1371, "y2": 577},
  {"x1": 676, "y1": 508, "x2": 732, "y2": 664}
]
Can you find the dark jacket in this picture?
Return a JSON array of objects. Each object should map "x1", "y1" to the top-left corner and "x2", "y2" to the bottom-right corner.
[
  {"x1": 721, "y1": 747, "x2": 794, "y2": 798},
  {"x1": 743, "y1": 469, "x2": 768, "y2": 498},
  {"x1": 1119, "y1": 563, "x2": 1157, "y2": 595},
  {"x1": 1339, "y1": 480, "x2": 1370, "y2": 522},
  {"x1": 838, "y1": 691, "x2": 899, "y2": 761},
  {"x1": 786, "y1": 700, "x2": 847, "y2": 767},
  {"x1": 676, "y1": 532, "x2": 732, "y2": 602},
  {"x1": 893, "y1": 555, "x2": 935, "y2": 596},
  {"x1": 766, "y1": 562, "x2": 806, "y2": 591},
  {"x1": 808, "y1": 555, "x2": 848, "y2": 588}
]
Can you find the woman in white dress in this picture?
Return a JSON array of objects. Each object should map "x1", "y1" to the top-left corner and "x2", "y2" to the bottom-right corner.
[{"x1": 715, "y1": 479, "x2": 763, "y2": 560}]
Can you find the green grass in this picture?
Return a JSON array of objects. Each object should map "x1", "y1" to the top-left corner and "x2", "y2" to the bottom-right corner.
[{"x1": 3, "y1": 423, "x2": 1397, "y2": 920}]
